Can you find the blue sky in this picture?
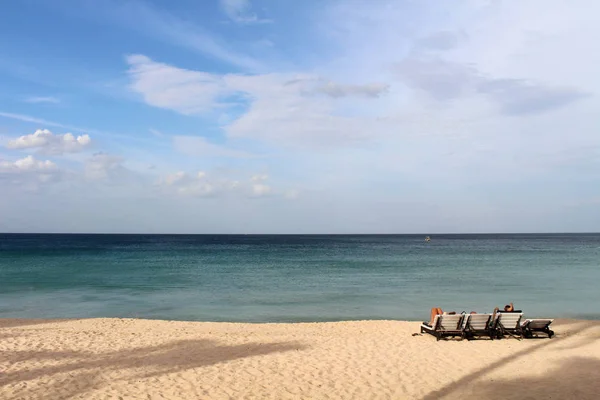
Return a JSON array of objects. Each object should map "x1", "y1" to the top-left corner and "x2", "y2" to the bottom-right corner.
[{"x1": 1, "y1": 0, "x2": 599, "y2": 233}]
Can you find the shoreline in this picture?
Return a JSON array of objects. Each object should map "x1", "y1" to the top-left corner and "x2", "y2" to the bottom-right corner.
[
  {"x1": 3, "y1": 318, "x2": 600, "y2": 399},
  {"x1": 3, "y1": 315, "x2": 600, "y2": 324}
]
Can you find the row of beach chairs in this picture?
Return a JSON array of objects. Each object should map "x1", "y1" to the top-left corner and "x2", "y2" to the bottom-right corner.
[{"x1": 420, "y1": 312, "x2": 554, "y2": 341}]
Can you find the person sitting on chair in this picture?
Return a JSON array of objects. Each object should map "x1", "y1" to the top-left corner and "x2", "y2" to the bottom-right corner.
[
  {"x1": 493, "y1": 302, "x2": 515, "y2": 314},
  {"x1": 428, "y1": 307, "x2": 457, "y2": 326}
]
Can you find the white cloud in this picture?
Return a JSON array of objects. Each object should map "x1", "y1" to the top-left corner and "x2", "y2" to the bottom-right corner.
[
  {"x1": 157, "y1": 170, "x2": 223, "y2": 198},
  {"x1": 0, "y1": 113, "x2": 155, "y2": 145},
  {"x1": 316, "y1": 82, "x2": 389, "y2": 98},
  {"x1": 23, "y1": 96, "x2": 60, "y2": 104},
  {"x1": 251, "y1": 183, "x2": 272, "y2": 197},
  {"x1": 125, "y1": 56, "x2": 391, "y2": 148},
  {"x1": 223, "y1": 74, "x2": 386, "y2": 148},
  {"x1": 6, "y1": 129, "x2": 91, "y2": 155},
  {"x1": 4, "y1": 1, "x2": 600, "y2": 233},
  {"x1": 0, "y1": 155, "x2": 61, "y2": 191},
  {"x1": 283, "y1": 189, "x2": 300, "y2": 200},
  {"x1": 124, "y1": 56, "x2": 392, "y2": 149},
  {"x1": 249, "y1": 172, "x2": 272, "y2": 197},
  {"x1": 157, "y1": 169, "x2": 278, "y2": 199},
  {"x1": 0, "y1": 155, "x2": 57, "y2": 172},
  {"x1": 251, "y1": 174, "x2": 268, "y2": 182},
  {"x1": 220, "y1": 0, "x2": 271, "y2": 24},
  {"x1": 85, "y1": 152, "x2": 125, "y2": 180}
]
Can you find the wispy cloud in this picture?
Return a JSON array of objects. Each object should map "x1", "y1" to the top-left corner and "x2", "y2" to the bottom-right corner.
[
  {"x1": 0, "y1": 111, "x2": 85, "y2": 131},
  {"x1": 316, "y1": 81, "x2": 389, "y2": 98},
  {"x1": 149, "y1": 129, "x2": 165, "y2": 138},
  {"x1": 84, "y1": 0, "x2": 264, "y2": 71},
  {"x1": 23, "y1": 96, "x2": 60, "y2": 104},
  {"x1": 173, "y1": 136, "x2": 255, "y2": 159},
  {"x1": 396, "y1": 57, "x2": 589, "y2": 115},
  {"x1": 126, "y1": 54, "x2": 226, "y2": 115},
  {"x1": 125, "y1": 55, "x2": 390, "y2": 148},
  {"x1": 220, "y1": 0, "x2": 272, "y2": 24}
]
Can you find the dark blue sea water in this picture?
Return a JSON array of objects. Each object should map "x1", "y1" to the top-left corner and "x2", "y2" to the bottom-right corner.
[{"x1": 1, "y1": 234, "x2": 599, "y2": 322}]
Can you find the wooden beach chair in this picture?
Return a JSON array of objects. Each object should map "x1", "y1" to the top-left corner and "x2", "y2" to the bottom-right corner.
[
  {"x1": 464, "y1": 313, "x2": 494, "y2": 340},
  {"x1": 521, "y1": 319, "x2": 554, "y2": 338},
  {"x1": 420, "y1": 314, "x2": 465, "y2": 341},
  {"x1": 495, "y1": 312, "x2": 524, "y2": 339}
]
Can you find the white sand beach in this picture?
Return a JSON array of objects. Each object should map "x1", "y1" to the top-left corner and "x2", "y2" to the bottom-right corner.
[{"x1": 2, "y1": 318, "x2": 600, "y2": 399}]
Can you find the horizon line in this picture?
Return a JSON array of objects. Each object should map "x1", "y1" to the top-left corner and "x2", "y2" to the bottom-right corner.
[{"x1": 1, "y1": 232, "x2": 599, "y2": 236}]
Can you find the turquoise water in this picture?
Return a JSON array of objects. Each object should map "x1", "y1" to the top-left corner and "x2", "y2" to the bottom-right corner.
[{"x1": 1, "y1": 234, "x2": 599, "y2": 322}]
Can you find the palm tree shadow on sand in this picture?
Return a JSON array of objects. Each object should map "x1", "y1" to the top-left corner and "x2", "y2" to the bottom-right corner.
[
  {"x1": 421, "y1": 320, "x2": 600, "y2": 400},
  {"x1": 459, "y1": 357, "x2": 600, "y2": 400},
  {"x1": 1, "y1": 337, "x2": 307, "y2": 399}
]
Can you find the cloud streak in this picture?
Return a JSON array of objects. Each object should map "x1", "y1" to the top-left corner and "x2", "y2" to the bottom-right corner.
[
  {"x1": 173, "y1": 136, "x2": 255, "y2": 158},
  {"x1": 23, "y1": 96, "x2": 60, "y2": 104},
  {"x1": 92, "y1": 0, "x2": 264, "y2": 70}
]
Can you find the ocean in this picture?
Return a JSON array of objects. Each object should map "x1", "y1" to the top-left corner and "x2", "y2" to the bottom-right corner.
[{"x1": 1, "y1": 234, "x2": 599, "y2": 322}]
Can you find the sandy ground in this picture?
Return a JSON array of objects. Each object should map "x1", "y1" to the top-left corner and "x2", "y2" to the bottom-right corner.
[{"x1": 1, "y1": 318, "x2": 600, "y2": 400}]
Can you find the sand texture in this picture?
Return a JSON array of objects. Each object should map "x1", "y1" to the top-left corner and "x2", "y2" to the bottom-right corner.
[{"x1": 1, "y1": 318, "x2": 600, "y2": 399}]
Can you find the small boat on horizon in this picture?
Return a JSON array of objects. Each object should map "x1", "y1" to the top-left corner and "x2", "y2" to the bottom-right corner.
[{"x1": 425, "y1": 236, "x2": 431, "y2": 242}]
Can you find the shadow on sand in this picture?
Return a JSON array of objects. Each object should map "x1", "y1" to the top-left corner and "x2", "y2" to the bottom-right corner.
[
  {"x1": 422, "y1": 320, "x2": 600, "y2": 400},
  {"x1": 461, "y1": 357, "x2": 600, "y2": 400},
  {"x1": 1, "y1": 334, "x2": 306, "y2": 399}
]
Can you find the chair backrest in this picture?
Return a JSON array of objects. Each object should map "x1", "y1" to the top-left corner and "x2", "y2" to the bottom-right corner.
[
  {"x1": 439, "y1": 314, "x2": 463, "y2": 331},
  {"x1": 526, "y1": 319, "x2": 553, "y2": 329},
  {"x1": 467, "y1": 314, "x2": 492, "y2": 330},
  {"x1": 498, "y1": 312, "x2": 522, "y2": 329},
  {"x1": 461, "y1": 314, "x2": 470, "y2": 330}
]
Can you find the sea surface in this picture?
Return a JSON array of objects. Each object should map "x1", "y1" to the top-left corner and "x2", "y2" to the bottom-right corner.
[{"x1": 1, "y1": 234, "x2": 599, "y2": 322}]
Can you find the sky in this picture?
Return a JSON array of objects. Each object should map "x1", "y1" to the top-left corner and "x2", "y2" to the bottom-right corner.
[{"x1": 0, "y1": 0, "x2": 599, "y2": 234}]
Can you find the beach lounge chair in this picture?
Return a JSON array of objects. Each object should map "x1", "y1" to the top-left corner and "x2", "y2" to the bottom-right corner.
[
  {"x1": 464, "y1": 314, "x2": 494, "y2": 340},
  {"x1": 495, "y1": 312, "x2": 524, "y2": 339},
  {"x1": 421, "y1": 314, "x2": 465, "y2": 341},
  {"x1": 521, "y1": 319, "x2": 554, "y2": 338}
]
